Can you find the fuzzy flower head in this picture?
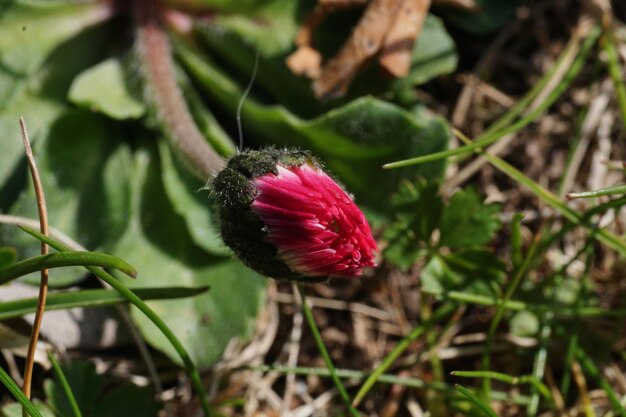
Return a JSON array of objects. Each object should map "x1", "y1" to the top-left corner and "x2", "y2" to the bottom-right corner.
[{"x1": 213, "y1": 149, "x2": 377, "y2": 282}]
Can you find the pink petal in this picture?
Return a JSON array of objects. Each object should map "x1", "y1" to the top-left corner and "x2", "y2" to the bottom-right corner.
[{"x1": 251, "y1": 163, "x2": 378, "y2": 278}]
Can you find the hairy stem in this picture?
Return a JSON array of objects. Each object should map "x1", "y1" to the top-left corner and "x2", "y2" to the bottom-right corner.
[{"x1": 134, "y1": 0, "x2": 225, "y2": 180}]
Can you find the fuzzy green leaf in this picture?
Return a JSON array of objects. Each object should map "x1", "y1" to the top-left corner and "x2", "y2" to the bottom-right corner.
[
  {"x1": 2, "y1": 111, "x2": 133, "y2": 286},
  {"x1": 114, "y1": 148, "x2": 265, "y2": 368},
  {"x1": 176, "y1": 40, "x2": 450, "y2": 211},
  {"x1": 0, "y1": 1, "x2": 108, "y2": 76},
  {"x1": 158, "y1": 141, "x2": 229, "y2": 256},
  {"x1": 0, "y1": 16, "x2": 111, "y2": 207},
  {"x1": 69, "y1": 57, "x2": 145, "y2": 120}
]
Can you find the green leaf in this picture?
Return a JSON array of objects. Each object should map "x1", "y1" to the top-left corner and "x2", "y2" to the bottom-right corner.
[
  {"x1": 175, "y1": 40, "x2": 450, "y2": 210},
  {"x1": 158, "y1": 141, "x2": 229, "y2": 255},
  {"x1": 194, "y1": 19, "x2": 322, "y2": 117},
  {"x1": 0, "y1": 1, "x2": 109, "y2": 76},
  {"x1": 439, "y1": 188, "x2": 501, "y2": 249},
  {"x1": 113, "y1": 147, "x2": 265, "y2": 367},
  {"x1": 441, "y1": 0, "x2": 521, "y2": 35},
  {"x1": 44, "y1": 360, "x2": 104, "y2": 417},
  {"x1": 1, "y1": 400, "x2": 54, "y2": 417},
  {"x1": 197, "y1": 11, "x2": 456, "y2": 108},
  {"x1": 177, "y1": 66, "x2": 236, "y2": 157},
  {"x1": 1, "y1": 110, "x2": 132, "y2": 286},
  {"x1": 385, "y1": 14, "x2": 458, "y2": 103},
  {"x1": 0, "y1": 286, "x2": 208, "y2": 320},
  {"x1": 383, "y1": 181, "x2": 443, "y2": 269},
  {"x1": 0, "y1": 15, "x2": 112, "y2": 206},
  {"x1": 208, "y1": 0, "x2": 301, "y2": 56},
  {"x1": 69, "y1": 57, "x2": 145, "y2": 120},
  {"x1": 0, "y1": 251, "x2": 136, "y2": 285},
  {"x1": 43, "y1": 357, "x2": 161, "y2": 417},
  {"x1": 403, "y1": 15, "x2": 458, "y2": 86},
  {"x1": 422, "y1": 250, "x2": 505, "y2": 297},
  {"x1": 0, "y1": 247, "x2": 16, "y2": 268},
  {"x1": 0, "y1": 366, "x2": 44, "y2": 417},
  {"x1": 91, "y1": 385, "x2": 160, "y2": 417},
  {"x1": 164, "y1": 0, "x2": 271, "y2": 14}
]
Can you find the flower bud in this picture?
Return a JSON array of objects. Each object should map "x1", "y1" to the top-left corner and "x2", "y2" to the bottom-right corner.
[{"x1": 213, "y1": 149, "x2": 377, "y2": 282}]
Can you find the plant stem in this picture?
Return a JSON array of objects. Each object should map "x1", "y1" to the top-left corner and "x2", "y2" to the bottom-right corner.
[
  {"x1": 0, "y1": 286, "x2": 208, "y2": 320},
  {"x1": 248, "y1": 365, "x2": 532, "y2": 405},
  {"x1": 421, "y1": 293, "x2": 446, "y2": 416},
  {"x1": 133, "y1": 0, "x2": 225, "y2": 180},
  {"x1": 452, "y1": 129, "x2": 626, "y2": 257},
  {"x1": 481, "y1": 232, "x2": 541, "y2": 399},
  {"x1": 455, "y1": 384, "x2": 498, "y2": 417},
  {"x1": 576, "y1": 348, "x2": 626, "y2": 417},
  {"x1": 0, "y1": 367, "x2": 42, "y2": 417},
  {"x1": 565, "y1": 184, "x2": 626, "y2": 199},
  {"x1": 296, "y1": 283, "x2": 360, "y2": 417},
  {"x1": 602, "y1": 29, "x2": 626, "y2": 131},
  {"x1": 20, "y1": 118, "x2": 49, "y2": 417},
  {"x1": 452, "y1": 371, "x2": 551, "y2": 400},
  {"x1": 18, "y1": 225, "x2": 213, "y2": 417},
  {"x1": 47, "y1": 352, "x2": 83, "y2": 417},
  {"x1": 0, "y1": 251, "x2": 137, "y2": 285}
]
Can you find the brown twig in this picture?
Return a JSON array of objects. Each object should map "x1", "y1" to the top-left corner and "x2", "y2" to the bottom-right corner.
[
  {"x1": 134, "y1": 0, "x2": 225, "y2": 180},
  {"x1": 20, "y1": 117, "x2": 49, "y2": 411}
]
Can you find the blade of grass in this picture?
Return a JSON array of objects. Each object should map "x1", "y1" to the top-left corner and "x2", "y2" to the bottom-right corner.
[
  {"x1": 565, "y1": 184, "x2": 626, "y2": 199},
  {"x1": 249, "y1": 365, "x2": 531, "y2": 405},
  {"x1": 577, "y1": 348, "x2": 626, "y2": 417},
  {"x1": 47, "y1": 351, "x2": 82, "y2": 417},
  {"x1": 17, "y1": 224, "x2": 213, "y2": 417},
  {"x1": 0, "y1": 286, "x2": 208, "y2": 320},
  {"x1": 383, "y1": 24, "x2": 600, "y2": 169},
  {"x1": 511, "y1": 213, "x2": 525, "y2": 270},
  {"x1": 602, "y1": 29, "x2": 626, "y2": 130},
  {"x1": 482, "y1": 23, "x2": 584, "y2": 137},
  {"x1": 559, "y1": 242, "x2": 593, "y2": 397},
  {"x1": 452, "y1": 371, "x2": 551, "y2": 401},
  {"x1": 450, "y1": 129, "x2": 626, "y2": 257},
  {"x1": 527, "y1": 313, "x2": 552, "y2": 417},
  {"x1": 481, "y1": 231, "x2": 541, "y2": 399},
  {"x1": 455, "y1": 384, "x2": 498, "y2": 417},
  {"x1": 420, "y1": 293, "x2": 447, "y2": 416},
  {"x1": 424, "y1": 289, "x2": 626, "y2": 318},
  {"x1": 352, "y1": 303, "x2": 457, "y2": 406},
  {"x1": 296, "y1": 283, "x2": 360, "y2": 417},
  {"x1": 0, "y1": 251, "x2": 137, "y2": 285},
  {"x1": 0, "y1": 366, "x2": 42, "y2": 417}
]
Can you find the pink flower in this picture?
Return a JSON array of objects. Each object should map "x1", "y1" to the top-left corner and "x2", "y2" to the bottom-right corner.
[
  {"x1": 213, "y1": 149, "x2": 377, "y2": 281},
  {"x1": 251, "y1": 162, "x2": 377, "y2": 278}
]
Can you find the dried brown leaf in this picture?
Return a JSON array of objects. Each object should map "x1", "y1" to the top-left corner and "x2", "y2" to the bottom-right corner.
[{"x1": 379, "y1": 0, "x2": 431, "y2": 78}]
